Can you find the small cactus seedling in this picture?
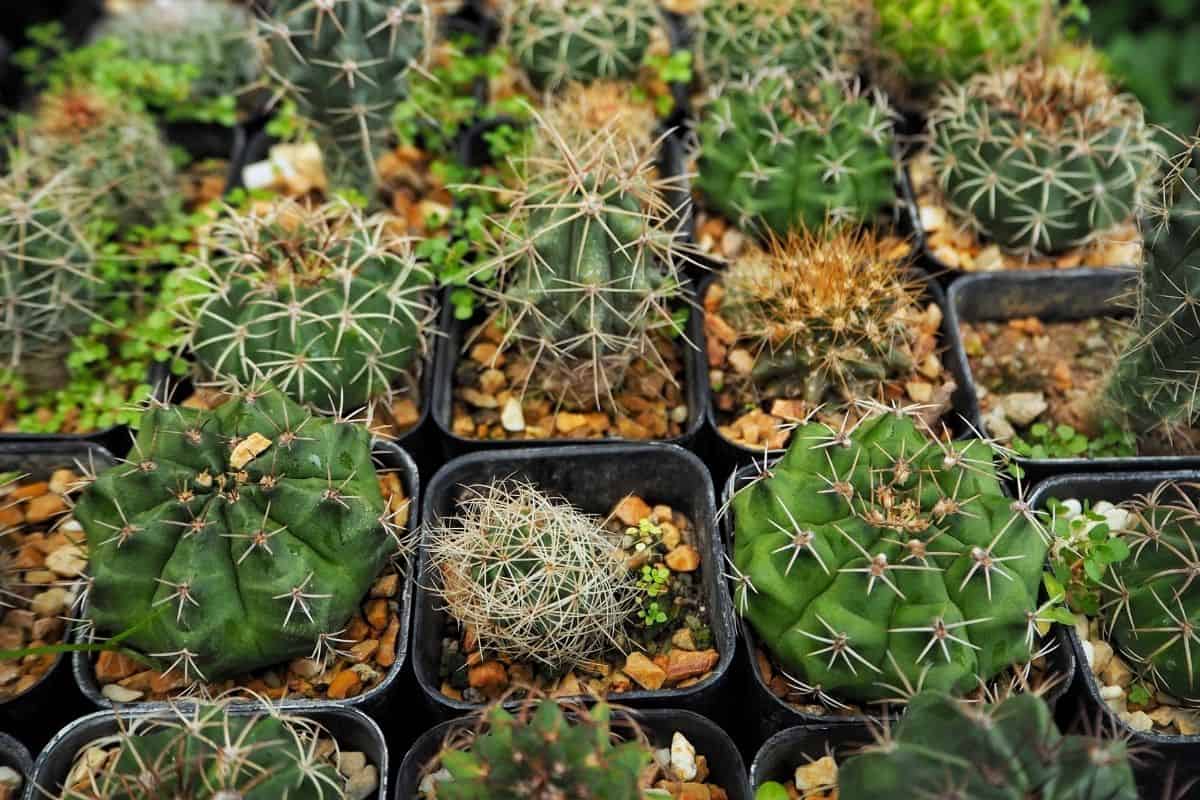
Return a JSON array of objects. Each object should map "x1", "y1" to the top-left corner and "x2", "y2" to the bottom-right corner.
[
  {"x1": 732, "y1": 411, "x2": 1047, "y2": 704},
  {"x1": 73, "y1": 384, "x2": 398, "y2": 682},
  {"x1": 929, "y1": 59, "x2": 1159, "y2": 255},
  {"x1": 503, "y1": 0, "x2": 662, "y2": 93},
  {"x1": 56, "y1": 700, "x2": 345, "y2": 799},
  {"x1": 838, "y1": 691, "x2": 1137, "y2": 798},
  {"x1": 426, "y1": 479, "x2": 638, "y2": 668},
  {"x1": 718, "y1": 226, "x2": 924, "y2": 408},
  {"x1": 429, "y1": 699, "x2": 651, "y2": 800},
  {"x1": 181, "y1": 198, "x2": 435, "y2": 414},
  {"x1": 696, "y1": 71, "x2": 896, "y2": 237}
]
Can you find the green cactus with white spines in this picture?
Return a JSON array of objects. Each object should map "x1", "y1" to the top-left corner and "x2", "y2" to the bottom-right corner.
[
  {"x1": 504, "y1": 0, "x2": 661, "y2": 93},
  {"x1": 259, "y1": 0, "x2": 432, "y2": 183},
  {"x1": 691, "y1": 0, "x2": 869, "y2": 87},
  {"x1": 432, "y1": 700, "x2": 651, "y2": 800},
  {"x1": 182, "y1": 198, "x2": 434, "y2": 414},
  {"x1": 928, "y1": 59, "x2": 1159, "y2": 255},
  {"x1": 73, "y1": 384, "x2": 397, "y2": 682},
  {"x1": 837, "y1": 691, "x2": 1137, "y2": 799},
  {"x1": 731, "y1": 411, "x2": 1047, "y2": 705},
  {"x1": 695, "y1": 71, "x2": 896, "y2": 237}
]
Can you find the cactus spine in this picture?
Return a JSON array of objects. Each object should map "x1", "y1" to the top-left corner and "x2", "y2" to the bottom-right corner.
[
  {"x1": 731, "y1": 411, "x2": 1047, "y2": 704},
  {"x1": 73, "y1": 384, "x2": 397, "y2": 682}
]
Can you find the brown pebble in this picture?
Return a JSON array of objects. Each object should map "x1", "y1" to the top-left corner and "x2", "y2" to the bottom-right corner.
[
  {"x1": 468, "y1": 661, "x2": 509, "y2": 695},
  {"x1": 96, "y1": 651, "x2": 142, "y2": 683},
  {"x1": 370, "y1": 574, "x2": 399, "y2": 598},
  {"x1": 624, "y1": 652, "x2": 667, "y2": 691},
  {"x1": 327, "y1": 669, "x2": 362, "y2": 700},
  {"x1": 666, "y1": 649, "x2": 719, "y2": 683},
  {"x1": 349, "y1": 640, "x2": 380, "y2": 663},
  {"x1": 377, "y1": 618, "x2": 399, "y2": 668},
  {"x1": 365, "y1": 598, "x2": 389, "y2": 630},
  {"x1": 665, "y1": 545, "x2": 701, "y2": 573},
  {"x1": 614, "y1": 495, "x2": 653, "y2": 526}
]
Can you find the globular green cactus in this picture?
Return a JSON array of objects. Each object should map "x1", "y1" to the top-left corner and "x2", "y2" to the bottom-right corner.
[
  {"x1": 691, "y1": 0, "x2": 869, "y2": 86},
  {"x1": 695, "y1": 72, "x2": 896, "y2": 237},
  {"x1": 182, "y1": 198, "x2": 434, "y2": 414},
  {"x1": 57, "y1": 701, "x2": 345, "y2": 799},
  {"x1": 874, "y1": 0, "x2": 1052, "y2": 90},
  {"x1": 73, "y1": 384, "x2": 397, "y2": 682},
  {"x1": 731, "y1": 411, "x2": 1047, "y2": 704},
  {"x1": 427, "y1": 479, "x2": 638, "y2": 668},
  {"x1": 929, "y1": 60, "x2": 1159, "y2": 255},
  {"x1": 431, "y1": 700, "x2": 651, "y2": 800},
  {"x1": 259, "y1": 0, "x2": 432, "y2": 183},
  {"x1": 838, "y1": 691, "x2": 1137, "y2": 799},
  {"x1": 504, "y1": 0, "x2": 661, "y2": 92},
  {"x1": 1100, "y1": 143, "x2": 1200, "y2": 440}
]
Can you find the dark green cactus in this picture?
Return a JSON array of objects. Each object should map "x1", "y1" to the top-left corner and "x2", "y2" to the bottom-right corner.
[
  {"x1": 696, "y1": 72, "x2": 896, "y2": 237},
  {"x1": 505, "y1": 0, "x2": 661, "y2": 92},
  {"x1": 929, "y1": 60, "x2": 1159, "y2": 255},
  {"x1": 839, "y1": 691, "x2": 1137, "y2": 799},
  {"x1": 74, "y1": 384, "x2": 396, "y2": 682},
  {"x1": 432, "y1": 701, "x2": 651, "y2": 800},
  {"x1": 731, "y1": 412, "x2": 1047, "y2": 705},
  {"x1": 183, "y1": 198, "x2": 434, "y2": 413}
]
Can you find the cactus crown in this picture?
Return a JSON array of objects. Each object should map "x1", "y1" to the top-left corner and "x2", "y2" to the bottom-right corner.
[
  {"x1": 431, "y1": 699, "x2": 651, "y2": 800},
  {"x1": 731, "y1": 410, "x2": 1048, "y2": 705},
  {"x1": 929, "y1": 59, "x2": 1159, "y2": 255},
  {"x1": 57, "y1": 698, "x2": 345, "y2": 799},
  {"x1": 838, "y1": 691, "x2": 1137, "y2": 799},
  {"x1": 73, "y1": 383, "x2": 399, "y2": 682},
  {"x1": 426, "y1": 478, "x2": 639, "y2": 669},
  {"x1": 181, "y1": 197, "x2": 435, "y2": 415},
  {"x1": 719, "y1": 226, "x2": 923, "y2": 406},
  {"x1": 535, "y1": 81, "x2": 658, "y2": 160}
]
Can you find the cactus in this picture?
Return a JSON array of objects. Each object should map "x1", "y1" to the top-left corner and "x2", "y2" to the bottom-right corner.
[
  {"x1": 181, "y1": 198, "x2": 434, "y2": 414},
  {"x1": 1100, "y1": 142, "x2": 1200, "y2": 441},
  {"x1": 928, "y1": 60, "x2": 1159, "y2": 255},
  {"x1": 477, "y1": 111, "x2": 689, "y2": 407},
  {"x1": 695, "y1": 72, "x2": 896, "y2": 237},
  {"x1": 731, "y1": 411, "x2": 1047, "y2": 704},
  {"x1": 838, "y1": 691, "x2": 1137, "y2": 798},
  {"x1": 718, "y1": 226, "x2": 923, "y2": 406},
  {"x1": 57, "y1": 701, "x2": 344, "y2": 799},
  {"x1": 73, "y1": 384, "x2": 397, "y2": 682},
  {"x1": 426, "y1": 479, "x2": 638, "y2": 668},
  {"x1": 258, "y1": 0, "x2": 432, "y2": 183},
  {"x1": 24, "y1": 85, "x2": 179, "y2": 230},
  {"x1": 691, "y1": 0, "x2": 869, "y2": 86},
  {"x1": 504, "y1": 0, "x2": 661, "y2": 93},
  {"x1": 432, "y1": 700, "x2": 651, "y2": 800},
  {"x1": 874, "y1": 0, "x2": 1053, "y2": 90}
]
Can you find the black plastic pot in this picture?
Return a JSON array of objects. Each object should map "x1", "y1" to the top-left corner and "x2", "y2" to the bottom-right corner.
[
  {"x1": 700, "y1": 267, "x2": 973, "y2": 486},
  {"x1": 71, "y1": 440, "x2": 417, "y2": 722},
  {"x1": 947, "y1": 268, "x2": 1200, "y2": 479},
  {"x1": 394, "y1": 707, "x2": 750, "y2": 800},
  {"x1": 749, "y1": 723, "x2": 870, "y2": 792},
  {"x1": 162, "y1": 120, "x2": 249, "y2": 191},
  {"x1": 413, "y1": 443, "x2": 736, "y2": 721},
  {"x1": 0, "y1": 441, "x2": 115, "y2": 753},
  {"x1": 0, "y1": 732, "x2": 31, "y2": 800},
  {"x1": 719, "y1": 460, "x2": 1077, "y2": 749},
  {"x1": 25, "y1": 703, "x2": 388, "y2": 800}
]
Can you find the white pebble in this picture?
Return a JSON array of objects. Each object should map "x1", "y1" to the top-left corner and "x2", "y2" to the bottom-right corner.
[{"x1": 669, "y1": 732, "x2": 697, "y2": 781}]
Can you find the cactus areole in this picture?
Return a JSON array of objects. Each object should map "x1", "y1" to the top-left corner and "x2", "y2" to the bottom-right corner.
[
  {"x1": 732, "y1": 413, "x2": 1047, "y2": 704},
  {"x1": 75, "y1": 385, "x2": 394, "y2": 681}
]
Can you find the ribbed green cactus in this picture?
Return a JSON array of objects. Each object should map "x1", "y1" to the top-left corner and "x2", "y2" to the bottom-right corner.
[
  {"x1": 74, "y1": 384, "x2": 396, "y2": 682},
  {"x1": 731, "y1": 412, "x2": 1047, "y2": 704},
  {"x1": 838, "y1": 691, "x2": 1137, "y2": 799},
  {"x1": 58, "y1": 701, "x2": 344, "y2": 799},
  {"x1": 433, "y1": 701, "x2": 651, "y2": 800},
  {"x1": 696, "y1": 72, "x2": 896, "y2": 237},
  {"x1": 259, "y1": 0, "x2": 431, "y2": 183},
  {"x1": 691, "y1": 0, "x2": 868, "y2": 86},
  {"x1": 929, "y1": 60, "x2": 1159, "y2": 255},
  {"x1": 874, "y1": 0, "x2": 1051, "y2": 90},
  {"x1": 182, "y1": 198, "x2": 434, "y2": 413},
  {"x1": 1101, "y1": 143, "x2": 1200, "y2": 439},
  {"x1": 505, "y1": 0, "x2": 661, "y2": 92}
]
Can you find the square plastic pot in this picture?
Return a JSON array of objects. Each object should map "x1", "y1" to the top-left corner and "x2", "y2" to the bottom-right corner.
[
  {"x1": 947, "y1": 267, "x2": 1200, "y2": 478},
  {"x1": 0, "y1": 728, "x2": 33, "y2": 799},
  {"x1": 71, "y1": 439, "x2": 418, "y2": 721},
  {"x1": 413, "y1": 443, "x2": 736, "y2": 721},
  {"x1": 394, "y1": 706, "x2": 750, "y2": 800},
  {"x1": 24, "y1": 703, "x2": 388, "y2": 800},
  {"x1": 0, "y1": 441, "x2": 114, "y2": 752},
  {"x1": 749, "y1": 723, "x2": 870, "y2": 793}
]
